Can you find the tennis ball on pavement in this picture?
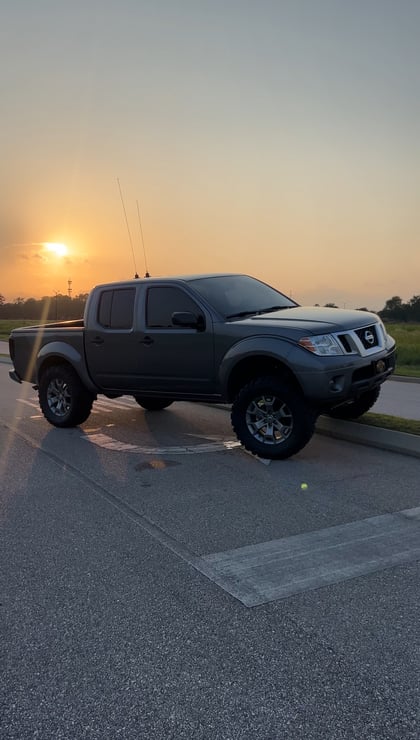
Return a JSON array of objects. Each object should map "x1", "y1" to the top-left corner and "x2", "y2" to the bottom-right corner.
[{"x1": 300, "y1": 482, "x2": 308, "y2": 490}]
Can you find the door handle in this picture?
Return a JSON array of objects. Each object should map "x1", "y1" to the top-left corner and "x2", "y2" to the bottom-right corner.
[
  {"x1": 140, "y1": 336, "x2": 154, "y2": 346},
  {"x1": 92, "y1": 336, "x2": 104, "y2": 345}
]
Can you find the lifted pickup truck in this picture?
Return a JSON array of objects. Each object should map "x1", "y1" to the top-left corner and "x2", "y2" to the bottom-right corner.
[{"x1": 9, "y1": 273, "x2": 396, "y2": 459}]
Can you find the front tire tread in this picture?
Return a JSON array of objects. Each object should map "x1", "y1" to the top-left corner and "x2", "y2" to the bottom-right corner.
[{"x1": 231, "y1": 376, "x2": 316, "y2": 460}]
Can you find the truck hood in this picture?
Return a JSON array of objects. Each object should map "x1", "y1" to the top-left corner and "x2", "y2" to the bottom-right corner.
[{"x1": 235, "y1": 306, "x2": 380, "y2": 334}]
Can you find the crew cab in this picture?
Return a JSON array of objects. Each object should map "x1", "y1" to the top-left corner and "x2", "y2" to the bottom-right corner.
[{"x1": 9, "y1": 273, "x2": 396, "y2": 459}]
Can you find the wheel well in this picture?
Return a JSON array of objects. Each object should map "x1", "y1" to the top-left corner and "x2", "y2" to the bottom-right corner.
[
  {"x1": 37, "y1": 357, "x2": 74, "y2": 381},
  {"x1": 226, "y1": 356, "x2": 301, "y2": 402}
]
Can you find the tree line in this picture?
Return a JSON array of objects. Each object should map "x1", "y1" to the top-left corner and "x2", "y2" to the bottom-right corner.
[
  {"x1": 316, "y1": 296, "x2": 420, "y2": 321},
  {"x1": 377, "y1": 295, "x2": 420, "y2": 322},
  {"x1": 0, "y1": 291, "x2": 419, "y2": 322},
  {"x1": 0, "y1": 293, "x2": 89, "y2": 321}
]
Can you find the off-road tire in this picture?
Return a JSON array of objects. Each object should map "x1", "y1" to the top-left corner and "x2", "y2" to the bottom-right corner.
[
  {"x1": 328, "y1": 387, "x2": 380, "y2": 420},
  {"x1": 134, "y1": 397, "x2": 173, "y2": 411},
  {"x1": 38, "y1": 364, "x2": 94, "y2": 427},
  {"x1": 231, "y1": 376, "x2": 317, "y2": 460}
]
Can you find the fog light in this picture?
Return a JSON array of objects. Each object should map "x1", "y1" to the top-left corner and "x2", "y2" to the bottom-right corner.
[{"x1": 329, "y1": 375, "x2": 344, "y2": 392}]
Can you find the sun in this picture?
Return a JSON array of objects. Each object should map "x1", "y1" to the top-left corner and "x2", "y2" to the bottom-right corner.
[{"x1": 43, "y1": 242, "x2": 68, "y2": 257}]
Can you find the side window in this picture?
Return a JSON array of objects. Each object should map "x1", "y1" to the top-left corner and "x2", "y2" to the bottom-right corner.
[
  {"x1": 98, "y1": 290, "x2": 113, "y2": 327},
  {"x1": 146, "y1": 287, "x2": 201, "y2": 328},
  {"x1": 97, "y1": 288, "x2": 135, "y2": 329}
]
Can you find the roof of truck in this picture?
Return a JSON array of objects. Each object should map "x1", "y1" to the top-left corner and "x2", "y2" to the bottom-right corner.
[{"x1": 93, "y1": 273, "x2": 244, "y2": 289}]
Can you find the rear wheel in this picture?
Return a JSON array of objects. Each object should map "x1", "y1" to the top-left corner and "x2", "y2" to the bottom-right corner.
[
  {"x1": 231, "y1": 376, "x2": 317, "y2": 459},
  {"x1": 39, "y1": 364, "x2": 94, "y2": 427},
  {"x1": 328, "y1": 387, "x2": 380, "y2": 420},
  {"x1": 134, "y1": 397, "x2": 173, "y2": 411}
]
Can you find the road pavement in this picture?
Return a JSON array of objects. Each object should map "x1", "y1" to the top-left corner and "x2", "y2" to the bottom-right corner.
[
  {"x1": 1, "y1": 364, "x2": 419, "y2": 738},
  {"x1": 0, "y1": 339, "x2": 11, "y2": 357}
]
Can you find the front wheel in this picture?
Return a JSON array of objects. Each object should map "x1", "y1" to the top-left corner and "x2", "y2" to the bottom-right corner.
[
  {"x1": 134, "y1": 397, "x2": 173, "y2": 411},
  {"x1": 231, "y1": 376, "x2": 317, "y2": 460},
  {"x1": 328, "y1": 387, "x2": 380, "y2": 420},
  {"x1": 38, "y1": 364, "x2": 94, "y2": 427}
]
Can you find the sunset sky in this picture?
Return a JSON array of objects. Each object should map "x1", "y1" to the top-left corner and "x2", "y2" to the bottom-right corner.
[{"x1": 1, "y1": 0, "x2": 419, "y2": 310}]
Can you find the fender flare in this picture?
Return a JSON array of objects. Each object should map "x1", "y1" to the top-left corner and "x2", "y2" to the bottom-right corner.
[
  {"x1": 36, "y1": 342, "x2": 97, "y2": 394},
  {"x1": 218, "y1": 335, "x2": 296, "y2": 395}
]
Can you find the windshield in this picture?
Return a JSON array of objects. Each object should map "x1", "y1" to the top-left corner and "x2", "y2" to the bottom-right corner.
[{"x1": 185, "y1": 275, "x2": 297, "y2": 318}]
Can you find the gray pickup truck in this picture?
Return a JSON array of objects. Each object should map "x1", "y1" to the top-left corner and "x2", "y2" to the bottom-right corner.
[{"x1": 9, "y1": 273, "x2": 396, "y2": 459}]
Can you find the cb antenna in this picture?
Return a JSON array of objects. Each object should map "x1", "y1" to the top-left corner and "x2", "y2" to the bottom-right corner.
[
  {"x1": 117, "y1": 178, "x2": 139, "y2": 278},
  {"x1": 136, "y1": 199, "x2": 150, "y2": 277}
]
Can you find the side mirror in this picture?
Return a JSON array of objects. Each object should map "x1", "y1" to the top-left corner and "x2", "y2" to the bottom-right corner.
[{"x1": 172, "y1": 312, "x2": 205, "y2": 331}]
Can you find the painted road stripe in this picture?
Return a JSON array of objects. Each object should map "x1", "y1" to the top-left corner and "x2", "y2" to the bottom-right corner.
[
  {"x1": 94, "y1": 398, "x2": 137, "y2": 411},
  {"x1": 82, "y1": 431, "x2": 241, "y2": 454},
  {"x1": 17, "y1": 399, "x2": 39, "y2": 410},
  {"x1": 201, "y1": 507, "x2": 420, "y2": 606},
  {"x1": 18, "y1": 397, "x2": 138, "y2": 413}
]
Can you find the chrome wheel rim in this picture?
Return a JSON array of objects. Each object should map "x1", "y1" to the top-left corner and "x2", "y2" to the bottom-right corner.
[
  {"x1": 47, "y1": 378, "x2": 72, "y2": 417},
  {"x1": 245, "y1": 394, "x2": 293, "y2": 445}
]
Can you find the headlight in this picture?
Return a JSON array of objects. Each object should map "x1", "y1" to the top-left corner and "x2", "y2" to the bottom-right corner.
[{"x1": 298, "y1": 334, "x2": 344, "y2": 356}]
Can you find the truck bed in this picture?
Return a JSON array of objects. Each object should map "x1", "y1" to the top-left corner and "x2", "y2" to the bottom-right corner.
[{"x1": 9, "y1": 320, "x2": 85, "y2": 384}]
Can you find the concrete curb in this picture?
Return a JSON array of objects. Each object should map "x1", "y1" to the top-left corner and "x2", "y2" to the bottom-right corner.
[
  {"x1": 209, "y1": 404, "x2": 420, "y2": 460},
  {"x1": 316, "y1": 416, "x2": 420, "y2": 459},
  {"x1": 390, "y1": 375, "x2": 420, "y2": 384},
  {"x1": 0, "y1": 355, "x2": 11, "y2": 364}
]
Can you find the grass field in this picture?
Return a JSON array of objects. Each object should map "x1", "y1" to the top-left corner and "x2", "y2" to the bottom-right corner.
[
  {"x1": 358, "y1": 412, "x2": 420, "y2": 436},
  {"x1": 384, "y1": 323, "x2": 420, "y2": 377},
  {"x1": 0, "y1": 319, "x2": 40, "y2": 340}
]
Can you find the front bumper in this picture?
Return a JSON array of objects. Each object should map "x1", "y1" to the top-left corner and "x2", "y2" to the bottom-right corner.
[
  {"x1": 350, "y1": 352, "x2": 395, "y2": 392},
  {"x1": 298, "y1": 348, "x2": 396, "y2": 407}
]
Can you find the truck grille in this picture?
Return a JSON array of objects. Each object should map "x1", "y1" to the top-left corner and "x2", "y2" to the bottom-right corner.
[
  {"x1": 334, "y1": 322, "x2": 385, "y2": 357},
  {"x1": 354, "y1": 325, "x2": 379, "y2": 350}
]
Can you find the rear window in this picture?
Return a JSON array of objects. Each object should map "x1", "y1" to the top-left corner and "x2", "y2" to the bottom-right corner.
[{"x1": 97, "y1": 288, "x2": 135, "y2": 329}]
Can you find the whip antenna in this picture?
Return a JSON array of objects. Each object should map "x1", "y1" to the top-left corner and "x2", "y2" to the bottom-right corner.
[
  {"x1": 117, "y1": 178, "x2": 139, "y2": 278},
  {"x1": 136, "y1": 199, "x2": 150, "y2": 277}
]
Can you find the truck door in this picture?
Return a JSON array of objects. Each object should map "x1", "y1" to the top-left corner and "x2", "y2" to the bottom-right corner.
[
  {"x1": 136, "y1": 285, "x2": 215, "y2": 394},
  {"x1": 85, "y1": 286, "x2": 142, "y2": 390}
]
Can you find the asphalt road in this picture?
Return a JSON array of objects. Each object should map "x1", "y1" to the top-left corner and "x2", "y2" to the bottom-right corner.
[
  {"x1": 372, "y1": 377, "x2": 420, "y2": 420},
  {"x1": 1, "y1": 364, "x2": 419, "y2": 739}
]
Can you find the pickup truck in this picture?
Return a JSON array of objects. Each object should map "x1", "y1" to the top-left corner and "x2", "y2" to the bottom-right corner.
[{"x1": 9, "y1": 273, "x2": 396, "y2": 459}]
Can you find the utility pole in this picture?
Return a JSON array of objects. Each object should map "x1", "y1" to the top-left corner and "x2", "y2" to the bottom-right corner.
[{"x1": 68, "y1": 279, "x2": 72, "y2": 298}]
